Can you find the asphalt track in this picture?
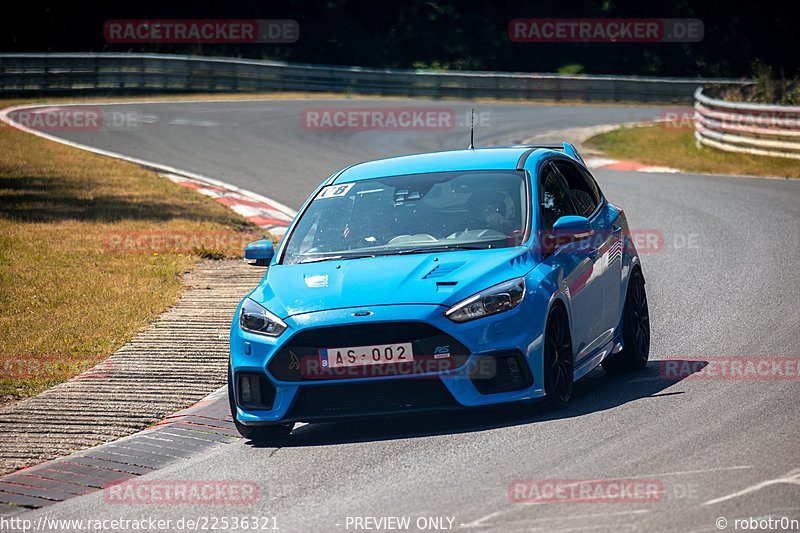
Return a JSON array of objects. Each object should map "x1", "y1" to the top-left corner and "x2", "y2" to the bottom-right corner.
[{"x1": 11, "y1": 99, "x2": 800, "y2": 532}]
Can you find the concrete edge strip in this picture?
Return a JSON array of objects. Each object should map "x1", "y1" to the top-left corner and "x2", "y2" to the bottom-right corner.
[
  {"x1": 0, "y1": 387, "x2": 238, "y2": 516},
  {"x1": 0, "y1": 102, "x2": 299, "y2": 238}
]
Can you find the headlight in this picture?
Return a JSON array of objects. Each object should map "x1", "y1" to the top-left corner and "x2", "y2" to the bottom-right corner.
[
  {"x1": 444, "y1": 278, "x2": 526, "y2": 323},
  {"x1": 239, "y1": 298, "x2": 288, "y2": 337}
]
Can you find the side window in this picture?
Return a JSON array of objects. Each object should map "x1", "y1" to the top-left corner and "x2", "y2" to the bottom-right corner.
[
  {"x1": 579, "y1": 167, "x2": 603, "y2": 204},
  {"x1": 554, "y1": 161, "x2": 600, "y2": 218},
  {"x1": 539, "y1": 163, "x2": 578, "y2": 229}
]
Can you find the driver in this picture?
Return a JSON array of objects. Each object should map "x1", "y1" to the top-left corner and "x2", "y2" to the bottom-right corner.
[
  {"x1": 467, "y1": 191, "x2": 514, "y2": 235},
  {"x1": 343, "y1": 201, "x2": 389, "y2": 248}
]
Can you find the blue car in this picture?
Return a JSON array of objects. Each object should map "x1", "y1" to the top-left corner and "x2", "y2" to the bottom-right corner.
[{"x1": 228, "y1": 144, "x2": 650, "y2": 441}]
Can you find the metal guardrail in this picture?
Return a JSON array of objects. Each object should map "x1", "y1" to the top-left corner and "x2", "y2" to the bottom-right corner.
[
  {"x1": 0, "y1": 52, "x2": 743, "y2": 104},
  {"x1": 694, "y1": 86, "x2": 800, "y2": 160}
]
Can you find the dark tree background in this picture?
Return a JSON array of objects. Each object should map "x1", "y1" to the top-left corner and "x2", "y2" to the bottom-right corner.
[{"x1": 2, "y1": 0, "x2": 797, "y2": 78}]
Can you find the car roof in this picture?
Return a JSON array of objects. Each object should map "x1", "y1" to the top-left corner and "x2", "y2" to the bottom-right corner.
[{"x1": 332, "y1": 146, "x2": 575, "y2": 183}]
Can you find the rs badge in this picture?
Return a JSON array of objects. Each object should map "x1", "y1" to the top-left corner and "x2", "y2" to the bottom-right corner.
[{"x1": 433, "y1": 345, "x2": 451, "y2": 359}]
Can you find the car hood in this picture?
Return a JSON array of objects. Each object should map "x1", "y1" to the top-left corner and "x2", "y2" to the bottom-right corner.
[{"x1": 249, "y1": 248, "x2": 537, "y2": 318}]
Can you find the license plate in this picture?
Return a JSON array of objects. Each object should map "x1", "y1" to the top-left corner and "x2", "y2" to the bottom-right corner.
[{"x1": 319, "y1": 342, "x2": 414, "y2": 369}]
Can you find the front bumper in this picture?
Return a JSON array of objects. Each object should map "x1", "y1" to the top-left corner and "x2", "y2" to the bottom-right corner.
[{"x1": 230, "y1": 303, "x2": 547, "y2": 425}]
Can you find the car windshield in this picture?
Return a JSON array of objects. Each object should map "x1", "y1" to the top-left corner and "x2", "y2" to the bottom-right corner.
[{"x1": 281, "y1": 170, "x2": 529, "y2": 264}]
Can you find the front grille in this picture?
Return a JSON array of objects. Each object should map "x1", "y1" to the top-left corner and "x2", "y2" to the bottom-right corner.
[
  {"x1": 286, "y1": 378, "x2": 461, "y2": 421},
  {"x1": 268, "y1": 322, "x2": 469, "y2": 382}
]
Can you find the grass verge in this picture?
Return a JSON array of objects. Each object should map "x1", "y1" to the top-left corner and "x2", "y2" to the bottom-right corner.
[
  {"x1": 0, "y1": 99, "x2": 270, "y2": 405},
  {"x1": 586, "y1": 123, "x2": 800, "y2": 178}
]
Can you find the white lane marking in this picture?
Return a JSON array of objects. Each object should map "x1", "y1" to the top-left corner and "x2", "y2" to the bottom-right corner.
[
  {"x1": 0, "y1": 103, "x2": 298, "y2": 220},
  {"x1": 583, "y1": 157, "x2": 619, "y2": 167},
  {"x1": 703, "y1": 468, "x2": 800, "y2": 506},
  {"x1": 460, "y1": 511, "x2": 505, "y2": 528},
  {"x1": 540, "y1": 525, "x2": 638, "y2": 533},
  {"x1": 460, "y1": 509, "x2": 649, "y2": 529},
  {"x1": 168, "y1": 118, "x2": 226, "y2": 127},
  {"x1": 461, "y1": 467, "x2": 750, "y2": 529},
  {"x1": 635, "y1": 465, "x2": 753, "y2": 479},
  {"x1": 515, "y1": 510, "x2": 650, "y2": 521},
  {"x1": 638, "y1": 166, "x2": 681, "y2": 173}
]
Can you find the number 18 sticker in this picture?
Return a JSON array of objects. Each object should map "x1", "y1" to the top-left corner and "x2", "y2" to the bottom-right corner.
[{"x1": 317, "y1": 183, "x2": 354, "y2": 199}]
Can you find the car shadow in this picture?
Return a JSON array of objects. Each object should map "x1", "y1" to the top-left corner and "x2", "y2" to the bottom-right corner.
[
  {"x1": 0, "y1": 173, "x2": 243, "y2": 224},
  {"x1": 248, "y1": 358, "x2": 709, "y2": 448}
]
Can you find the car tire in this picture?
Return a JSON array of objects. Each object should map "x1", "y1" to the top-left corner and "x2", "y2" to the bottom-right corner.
[
  {"x1": 228, "y1": 366, "x2": 293, "y2": 443},
  {"x1": 602, "y1": 269, "x2": 650, "y2": 373},
  {"x1": 543, "y1": 304, "x2": 574, "y2": 409}
]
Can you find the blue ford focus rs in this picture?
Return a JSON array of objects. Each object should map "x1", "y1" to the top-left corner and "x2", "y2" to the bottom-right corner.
[{"x1": 228, "y1": 143, "x2": 650, "y2": 441}]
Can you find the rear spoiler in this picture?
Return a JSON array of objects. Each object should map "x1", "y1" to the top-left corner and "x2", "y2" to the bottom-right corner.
[{"x1": 515, "y1": 142, "x2": 585, "y2": 170}]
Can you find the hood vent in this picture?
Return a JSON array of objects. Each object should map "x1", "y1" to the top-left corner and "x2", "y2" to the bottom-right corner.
[{"x1": 423, "y1": 262, "x2": 465, "y2": 279}]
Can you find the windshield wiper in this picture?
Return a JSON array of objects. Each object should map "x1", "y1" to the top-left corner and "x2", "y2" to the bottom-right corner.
[
  {"x1": 395, "y1": 244, "x2": 489, "y2": 255},
  {"x1": 297, "y1": 245, "x2": 487, "y2": 263},
  {"x1": 298, "y1": 253, "x2": 376, "y2": 264}
]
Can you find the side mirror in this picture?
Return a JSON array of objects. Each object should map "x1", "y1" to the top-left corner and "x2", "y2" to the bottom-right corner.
[
  {"x1": 550, "y1": 215, "x2": 594, "y2": 246},
  {"x1": 244, "y1": 240, "x2": 275, "y2": 267}
]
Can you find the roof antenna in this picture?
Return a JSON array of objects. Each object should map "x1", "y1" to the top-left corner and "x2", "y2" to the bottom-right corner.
[{"x1": 468, "y1": 108, "x2": 475, "y2": 150}]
